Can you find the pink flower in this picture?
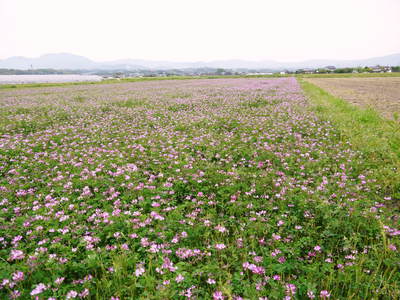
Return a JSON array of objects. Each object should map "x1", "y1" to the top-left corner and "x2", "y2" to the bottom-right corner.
[
  {"x1": 79, "y1": 288, "x2": 89, "y2": 298},
  {"x1": 320, "y1": 290, "x2": 330, "y2": 298},
  {"x1": 1, "y1": 279, "x2": 10, "y2": 288},
  {"x1": 278, "y1": 256, "x2": 286, "y2": 263},
  {"x1": 213, "y1": 291, "x2": 225, "y2": 300},
  {"x1": 272, "y1": 234, "x2": 281, "y2": 241},
  {"x1": 135, "y1": 264, "x2": 145, "y2": 277},
  {"x1": 55, "y1": 277, "x2": 65, "y2": 285},
  {"x1": 253, "y1": 256, "x2": 263, "y2": 263},
  {"x1": 175, "y1": 274, "x2": 184, "y2": 283},
  {"x1": 10, "y1": 290, "x2": 21, "y2": 299},
  {"x1": 215, "y1": 225, "x2": 227, "y2": 233},
  {"x1": 9, "y1": 250, "x2": 24, "y2": 261},
  {"x1": 30, "y1": 283, "x2": 47, "y2": 296},
  {"x1": 12, "y1": 271, "x2": 24, "y2": 282},
  {"x1": 215, "y1": 243, "x2": 226, "y2": 250},
  {"x1": 285, "y1": 283, "x2": 296, "y2": 295},
  {"x1": 207, "y1": 278, "x2": 216, "y2": 284},
  {"x1": 66, "y1": 290, "x2": 78, "y2": 299},
  {"x1": 127, "y1": 163, "x2": 138, "y2": 172}
]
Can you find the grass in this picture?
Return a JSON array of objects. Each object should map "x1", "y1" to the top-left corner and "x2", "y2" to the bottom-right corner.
[
  {"x1": 112, "y1": 98, "x2": 148, "y2": 108},
  {"x1": 300, "y1": 79, "x2": 400, "y2": 201}
]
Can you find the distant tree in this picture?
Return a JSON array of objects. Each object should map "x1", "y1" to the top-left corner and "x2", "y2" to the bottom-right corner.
[
  {"x1": 317, "y1": 68, "x2": 328, "y2": 74},
  {"x1": 392, "y1": 66, "x2": 400, "y2": 72},
  {"x1": 334, "y1": 68, "x2": 354, "y2": 73}
]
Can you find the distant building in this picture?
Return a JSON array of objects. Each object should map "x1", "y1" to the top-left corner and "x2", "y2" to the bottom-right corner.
[
  {"x1": 384, "y1": 66, "x2": 392, "y2": 73},
  {"x1": 370, "y1": 65, "x2": 392, "y2": 73},
  {"x1": 325, "y1": 66, "x2": 336, "y2": 72},
  {"x1": 246, "y1": 72, "x2": 273, "y2": 75},
  {"x1": 301, "y1": 68, "x2": 315, "y2": 74}
]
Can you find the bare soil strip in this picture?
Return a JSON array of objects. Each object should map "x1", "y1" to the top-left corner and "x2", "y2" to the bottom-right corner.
[{"x1": 304, "y1": 77, "x2": 400, "y2": 120}]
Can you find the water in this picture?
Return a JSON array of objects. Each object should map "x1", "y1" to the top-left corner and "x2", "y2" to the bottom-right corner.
[{"x1": 0, "y1": 74, "x2": 103, "y2": 84}]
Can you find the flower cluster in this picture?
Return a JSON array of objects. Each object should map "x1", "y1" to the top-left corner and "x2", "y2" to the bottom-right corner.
[{"x1": 0, "y1": 78, "x2": 398, "y2": 298}]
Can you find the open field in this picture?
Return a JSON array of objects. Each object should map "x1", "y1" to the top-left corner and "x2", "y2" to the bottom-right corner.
[
  {"x1": 1, "y1": 72, "x2": 400, "y2": 91},
  {"x1": 0, "y1": 75, "x2": 285, "y2": 90},
  {"x1": 304, "y1": 77, "x2": 400, "y2": 120},
  {"x1": 0, "y1": 78, "x2": 399, "y2": 299}
]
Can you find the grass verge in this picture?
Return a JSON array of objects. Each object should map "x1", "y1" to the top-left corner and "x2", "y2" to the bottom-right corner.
[{"x1": 300, "y1": 79, "x2": 400, "y2": 202}]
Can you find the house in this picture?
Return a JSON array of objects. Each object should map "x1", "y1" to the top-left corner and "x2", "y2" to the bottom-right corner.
[
  {"x1": 371, "y1": 65, "x2": 383, "y2": 73},
  {"x1": 383, "y1": 66, "x2": 392, "y2": 73},
  {"x1": 302, "y1": 68, "x2": 315, "y2": 74},
  {"x1": 246, "y1": 72, "x2": 273, "y2": 75},
  {"x1": 325, "y1": 66, "x2": 336, "y2": 72},
  {"x1": 370, "y1": 65, "x2": 392, "y2": 73}
]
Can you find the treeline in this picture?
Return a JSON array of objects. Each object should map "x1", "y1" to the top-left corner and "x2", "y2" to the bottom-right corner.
[
  {"x1": 316, "y1": 66, "x2": 399, "y2": 74},
  {"x1": 392, "y1": 66, "x2": 400, "y2": 72}
]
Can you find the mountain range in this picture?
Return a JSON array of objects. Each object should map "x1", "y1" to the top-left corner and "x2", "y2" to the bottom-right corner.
[{"x1": 0, "y1": 53, "x2": 399, "y2": 71}]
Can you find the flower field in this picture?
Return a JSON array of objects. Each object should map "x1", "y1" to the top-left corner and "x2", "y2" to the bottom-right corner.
[{"x1": 0, "y1": 78, "x2": 399, "y2": 299}]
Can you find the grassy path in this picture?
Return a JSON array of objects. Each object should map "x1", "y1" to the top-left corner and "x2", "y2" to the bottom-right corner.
[{"x1": 300, "y1": 79, "x2": 400, "y2": 201}]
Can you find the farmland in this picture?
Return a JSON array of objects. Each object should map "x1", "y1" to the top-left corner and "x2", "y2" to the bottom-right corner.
[
  {"x1": 0, "y1": 78, "x2": 399, "y2": 299},
  {"x1": 304, "y1": 77, "x2": 400, "y2": 120}
]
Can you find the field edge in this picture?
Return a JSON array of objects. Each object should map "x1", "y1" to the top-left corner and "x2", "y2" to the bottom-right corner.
[{"x1": 299, "y1": 78, "x2": 400, "y2": 202}]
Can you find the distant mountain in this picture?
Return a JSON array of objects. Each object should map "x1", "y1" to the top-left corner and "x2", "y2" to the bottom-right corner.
[
  {"x1": 0, "y1": 53, "x2": 399, "y2": 70},
  {"x1": 0, "y1": 53, "x2": 98, "y2": 69},
  {"x1": 278, "y1": 53, "x2": 400, "y2": 69}
]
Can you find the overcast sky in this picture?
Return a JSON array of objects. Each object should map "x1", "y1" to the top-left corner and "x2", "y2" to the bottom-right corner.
[{"x1": 1, "y1": 0, "x2": 399, "y2": 62}]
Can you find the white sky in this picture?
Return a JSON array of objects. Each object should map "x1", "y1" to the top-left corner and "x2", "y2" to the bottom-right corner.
[{"x1": 1, "y1": 0, "x2": 399, "y2": 62}]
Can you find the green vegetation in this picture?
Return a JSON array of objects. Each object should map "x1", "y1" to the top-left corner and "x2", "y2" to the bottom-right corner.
[
  {"x1": 300, "y1": 79, "x2": 400, "y2": 201},
  {"x1": 1, "y1": 78, "x2": 399, "y2": 299}
]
